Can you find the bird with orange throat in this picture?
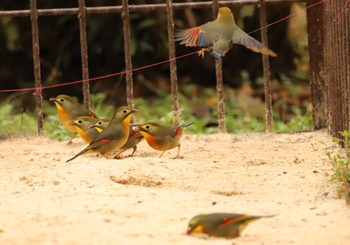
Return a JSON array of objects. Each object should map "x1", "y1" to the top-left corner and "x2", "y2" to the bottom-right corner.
[
  {"x1": 137, "y1": 122, "x2": 193, "y2": 158},
  {"x1": 50, "y1": 95, "x2": 97, "y2": 144},
  {"x1": 176, "y1": 7, "x2": 277, "y2": 61},
  {"x1": 67, "y1": 116, "x2": 100, "y2": 143},
  {"x1": 66, "y1": 106, "x2": 137, "y2": 162}
]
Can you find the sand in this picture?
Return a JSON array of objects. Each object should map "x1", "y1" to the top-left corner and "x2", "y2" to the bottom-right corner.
[{"x1": 0, "y1": 131, "x2": 349, "y2": 245}]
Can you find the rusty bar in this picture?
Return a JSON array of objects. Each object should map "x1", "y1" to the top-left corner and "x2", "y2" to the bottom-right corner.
[
  {"x1": 122, "y1": 0, "x2": 134, "y2": 108},
  {"x1": 0, "y1": 0, "x2": 303, "y2": 17},
  {"x1": 78, "y1": 0, "x2": 91, "y2": 109},
  {"x1": 30, "y1": 0, "x2": 43, "y2": 135},
  {"x1": 259, "y1": 0, "x2": 273, "y2": 132},
  {"x1": 213, "y1": 0, "x2": 226, "y2": 133},
  {"x1": 166, "y1": 0, "x2": 180, "y2": 127},
  {"x1": 306, "y1": 0, "x2": 327, "y2": 129}
]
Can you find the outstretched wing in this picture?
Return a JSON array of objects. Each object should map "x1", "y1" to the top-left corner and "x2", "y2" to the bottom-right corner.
[
  {"x1": 231, "y1": 27, "x2": 277, "y2": 57},
  {"x1": 175, "y1": 21, "x2": 221, "y2": 47}
]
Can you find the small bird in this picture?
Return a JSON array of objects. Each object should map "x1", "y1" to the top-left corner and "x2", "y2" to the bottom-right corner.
[
  {"x1": 66, "y1": 106, "x2": 137, "y2": 162},
  {"x1": 67, "y1": 116, "x2": 100, "y2": 143},
  {"x1": 187, "y1": 213, "x2": 275, "y2": 238},
  {"x1": 49, "y1": 94, "x2": 97, "y2": 144},
  {"x1": 137, "y1": 122, "x2": 192, "y2": 158},
  {"x1": 91, "y1": 121, "x2": 143, "y2": 158},
  {"x1": 89, "y1": 118, "x2": 110, "y2": 131},
  {"x1": 176, "y1": 7, "x2": 277, "y2": 61}
]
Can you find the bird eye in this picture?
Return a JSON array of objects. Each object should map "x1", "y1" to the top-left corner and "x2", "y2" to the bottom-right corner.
[
  {"x1": 122, "y1": 109, "x2": 128, "y2": 114},
  {"x1": 145, "y1": 125, "x2": 151, "y2": 129},
  {"x1": 78, "y1": 120, "x2": 83, "y2": 124},
  {"x1": 59, "y1": 98, "x2": 64, "y2": 102},
  {"x1": 98, "y1": 121, "x2": 102, "y2": 125}
]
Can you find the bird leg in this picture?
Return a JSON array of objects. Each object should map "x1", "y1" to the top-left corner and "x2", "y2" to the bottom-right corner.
[
  {"x1": 113, "y1": 149, "x2": 127, "y2": 159},
  {"x1": 197, "y1": 47, "x2": 212, "y2": 58},
  {"x1": 129, "y1": 146, "x2": 137, "y2": 157},
  {"x1": 159, "y1": 151, "x2": 165, "y2": 158},
  {"x1": 172, "y1": 145, "x2": 184, "y2": 159},
  {"x1": 67, "y1": 132, "x2": 77, "y2": 145}
]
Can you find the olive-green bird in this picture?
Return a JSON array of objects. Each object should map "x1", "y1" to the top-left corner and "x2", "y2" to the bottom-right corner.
[
  {"x1": 89, "y1": 118, "x2": 110, "y2": 130},
  {"x1": 49, "y1": 94, "x2": 97, "y2": 144},
  {"x1": 67, "y1": 116, "x2": 100, "y2": 143},
  {"x1": 91, "y1": 120, "x2": 143, "y2": 158},
  {"x1": 137, "y1": 122, "x2": 193, "y2": 159},
  {"x1": 66, "y1": 106, "x2": 137, "y2": 162},
  {"x1": 187, "y1": 213, "x2": 275, "y2": 238},
  {"x1": 176, "y1": 6, "x2": 277, "y2": 61}
]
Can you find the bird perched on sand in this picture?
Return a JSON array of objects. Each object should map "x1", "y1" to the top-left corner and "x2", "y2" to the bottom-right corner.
[
  {"x1": 137, "y1": 122, "x2": 192, "y2": 158},
  {"x1": 187, "y1": 212, "x2": 275, "y2": 238},
  {"x1": 67, "y1": 116, "x2": 100, "y2": 143},
  {"x1": 176, "y1": 7, "x2": 277, "y2": 61},
  {"x1": 66, "y1": 106, "x2": 137, "y2": 162},
  {"x1": 91, "y1": 120, "x2": 143, "y2": 159},
  {"x1": 49, "y1": 94, "x2": 97, "y2": 144}
]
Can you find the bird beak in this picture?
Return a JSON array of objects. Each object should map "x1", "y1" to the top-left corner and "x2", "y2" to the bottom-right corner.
[
  {"x1": 132, "y1": 109, "x2": 138, "y2": 113},
  {"x1": 89, "y1": 124, "x2": 97, "y2": 129},
  {"x1": 132, "y1": 125, "x2": 142, "y2": 131},
  {"x1": 49, "y1": 97, "x2": 56, "y2": 102},
  {"x1": 67, "y1": 120, "x2": 75, "y2": 126}
]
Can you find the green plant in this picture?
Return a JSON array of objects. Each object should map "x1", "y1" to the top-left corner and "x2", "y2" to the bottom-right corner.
[
  {"x1": 327, "y1": 131, "x2": 350, "y2": 201},
  {"x1": 274, "y1": 106, "x2": 313, "y2": 132}
]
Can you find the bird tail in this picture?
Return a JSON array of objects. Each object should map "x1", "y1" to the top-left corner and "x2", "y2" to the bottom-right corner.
[
  {"x1": 181, "y1": 122, "x2": 194, "y2": 128},
  {"x1": 66, "y1": 147, "x2": 90, "y2": 162}
]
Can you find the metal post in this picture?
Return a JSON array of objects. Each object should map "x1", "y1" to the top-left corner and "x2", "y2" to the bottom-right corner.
[
  {"x1": 78, "y1": 0, "x2": 91, "y2": 109},
  {"x1": 306, "y1": 0, "x2": 327, "y2": 129},
  {"x1": 212, "y1": 0, "x2": 226, "y2": 133},
  {"x1": 30, "y1": 0, "x2": 43, "y2": 135},
  {"x1": 122, "y1": 0, "x2": 134, "y2": 108},
  {"x1": 166, "y1": 0, "x2": 180, "y2": 127},
  {"x1": 259, "y1": 0, "x2": 273, "y2": 132}
]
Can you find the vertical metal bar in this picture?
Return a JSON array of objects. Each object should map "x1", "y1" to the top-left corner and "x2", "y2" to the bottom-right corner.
[
  {"x1": 166, "y1": 0, "x2": 180, "y2": 127},
  {"x1": 30, "y1": 0, "x2": 43, "y2": 135},
  {"x1": 259, "y1": 0, "x2": 273, "y2": 132},
  {"x1": 78, "y1": 0, "x2": 91, "y2": 109},
  {"x1": 212, "y1": 0, "x2": 226, "y2": 133},
  {"x1": 122, "y1": 0, "x2": 134, "y2": 109},
  {"x1": 306, "y1": 0, "x2": 327, "y2": 130}
]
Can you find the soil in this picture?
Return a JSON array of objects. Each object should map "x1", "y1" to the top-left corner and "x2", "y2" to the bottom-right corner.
[{"x1": 0, "y1": 131, "x2": 349, "y2": 244}]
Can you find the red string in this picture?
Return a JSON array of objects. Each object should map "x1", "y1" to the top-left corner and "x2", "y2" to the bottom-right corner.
[
  {"x1": 248, "y1": 0, "x2": 327, "y2": 35},
  {"x1": 0, "y1": 0, "x2": 329, "y2": 94},
  {"x1": 334, "y1": 0, "x2": 350, "y2": 23},
  {"x1": 0, "y1": 51, "x2": 198, "y2": 93}
]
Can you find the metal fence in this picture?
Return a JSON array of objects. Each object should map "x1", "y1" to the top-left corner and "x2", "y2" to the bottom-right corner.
[{"x1": 0, "y1": 0, "x2": 306, "y2": 134}]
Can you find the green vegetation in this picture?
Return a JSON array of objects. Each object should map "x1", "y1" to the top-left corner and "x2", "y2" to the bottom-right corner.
[
  {"x1": 0, "y1": 88, "x2": 312, "y2": 140},
  {"x1": 327, "y1": 131, "x2": 350, "y2": 202}
]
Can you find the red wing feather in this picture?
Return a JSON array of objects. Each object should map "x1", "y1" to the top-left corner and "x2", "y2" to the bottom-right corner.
[
  {"x1": 175, "y1": 27, "x2": 211, "y2": 47},
  {"x1": 220, "y1": 215, "x2": 252, "y2": 227},
  {"x1": 100, "y1": 138, "x2": 112, "y2": 143}
]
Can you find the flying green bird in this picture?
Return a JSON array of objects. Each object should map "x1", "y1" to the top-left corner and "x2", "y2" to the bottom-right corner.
[{"x1": 176, "y1": 7, "x2": 277, "y2": 61}]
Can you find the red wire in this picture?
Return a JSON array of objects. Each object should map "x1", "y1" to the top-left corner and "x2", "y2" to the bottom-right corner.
[
  {"x1": 334, "y1": 0, "x2": 350, "y2": 23},
  {"x1": 248, "y1": 0, "x2": 327, "y2": 35},
  {"x1": 0, "y1": 51, "x2": 199, "y2": 93}
]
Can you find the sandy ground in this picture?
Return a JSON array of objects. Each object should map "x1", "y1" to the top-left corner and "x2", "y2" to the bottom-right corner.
[{"x1": 0, "y1": 131, "x2": 349, "y2": 245}]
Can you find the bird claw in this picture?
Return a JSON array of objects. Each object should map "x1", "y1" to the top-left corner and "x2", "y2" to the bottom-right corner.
[
  {"x1": 173, "y1": 155, "x2": 184, "y2": 159},
  {"x1": 113, "y1": 154, "x2": 122, "y2": 159},
  {"x1": 197, "y1": 49, "x2": 206, "y2": 58},
  {"x1": 197, "y1": 48, "x2": 212, "y2": 58}
]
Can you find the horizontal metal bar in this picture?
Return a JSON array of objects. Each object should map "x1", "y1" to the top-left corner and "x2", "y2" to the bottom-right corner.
[{"x1": 0, "y1": 0, "x2": 303, "y2": 17}]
